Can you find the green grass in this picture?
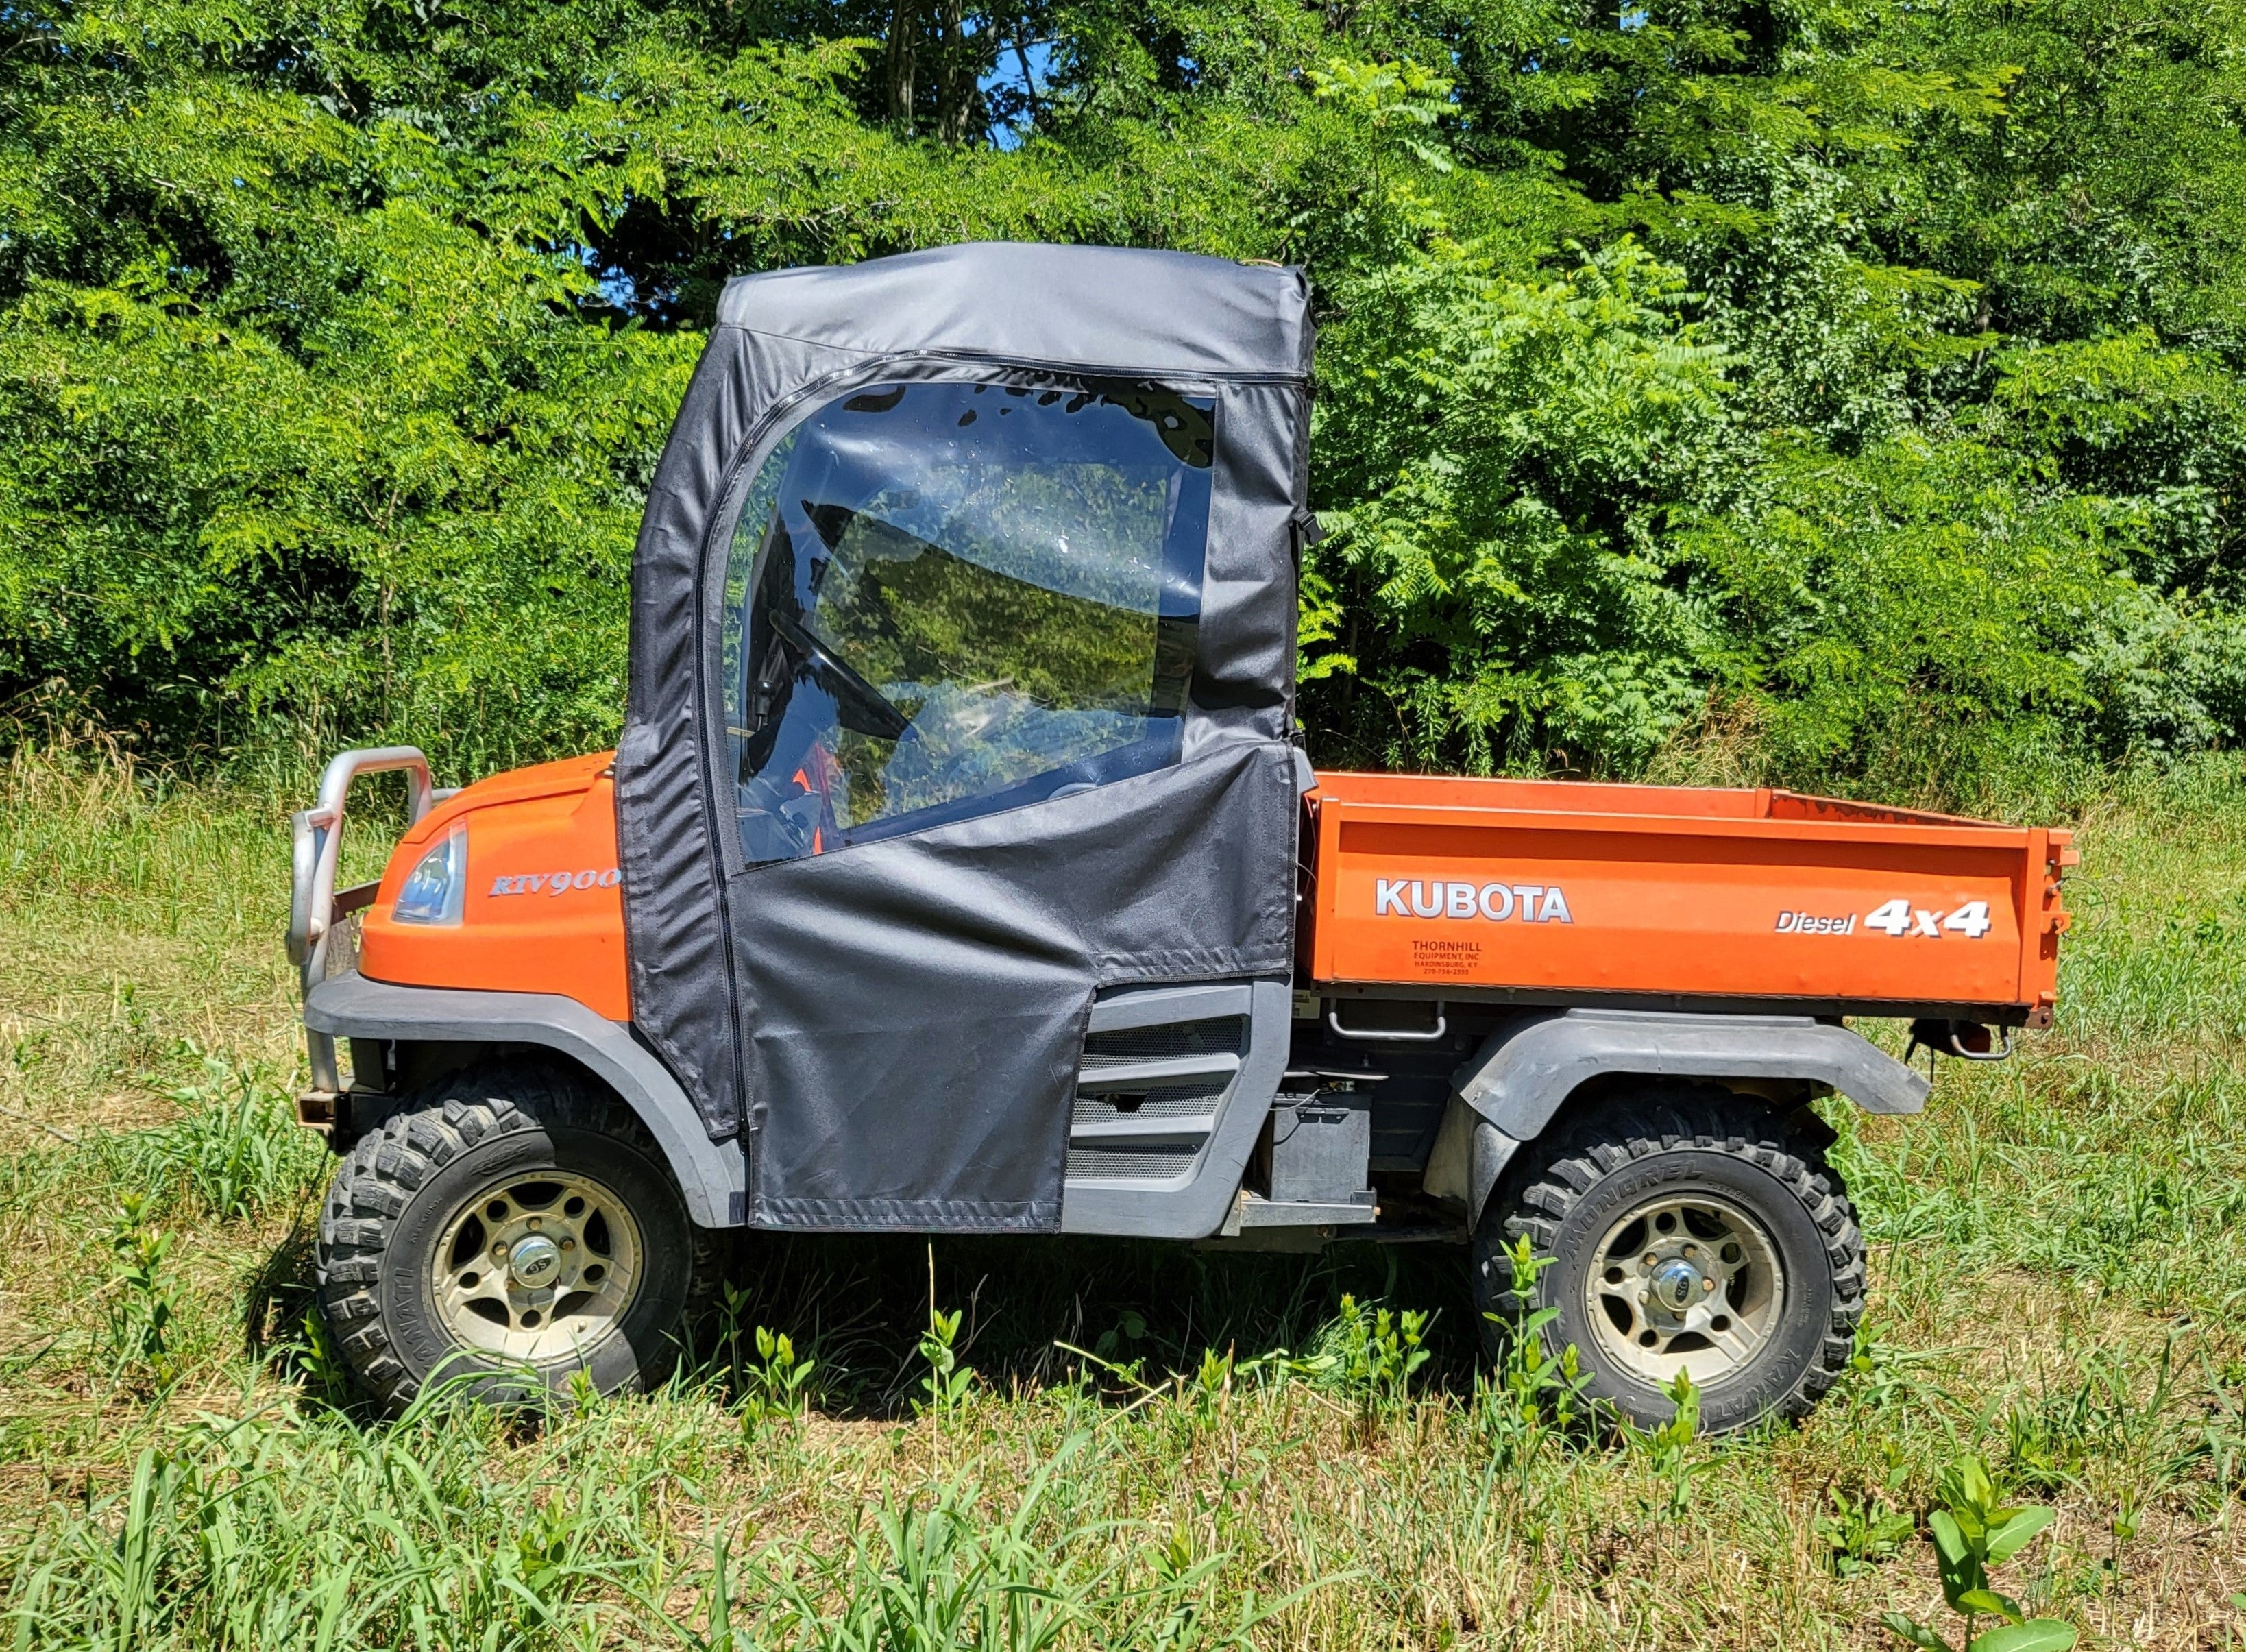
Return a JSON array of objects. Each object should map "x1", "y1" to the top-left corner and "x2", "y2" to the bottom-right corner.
[{"x1": 3, "y1": 739, "x2": 2246, "y2": 1649}]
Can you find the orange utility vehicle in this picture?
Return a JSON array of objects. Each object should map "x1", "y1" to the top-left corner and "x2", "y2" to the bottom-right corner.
[{"x1": 292, "y1": 244, "x2": 2072, "y2": 1433}]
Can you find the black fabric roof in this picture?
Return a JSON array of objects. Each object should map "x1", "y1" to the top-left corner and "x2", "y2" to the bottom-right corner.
[{"x1": 712, "y1": 242, "x2": 1312, "y2": 382}]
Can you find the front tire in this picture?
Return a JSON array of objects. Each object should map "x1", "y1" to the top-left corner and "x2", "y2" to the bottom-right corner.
[
  {"x1": 316, "y1": 1062, "x2": 713, "y2": 1413},
  {"x1": 1473, "y1": 1086, "x2": 1865, "y2": 1433}
]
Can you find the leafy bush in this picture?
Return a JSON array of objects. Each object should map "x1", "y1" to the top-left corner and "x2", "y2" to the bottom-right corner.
[
  {"x1": 1672, "y1": 433, "x2": 2131, "y2": 803},
  {"x1": 5, "y1": 0, "x2": 2246, "y2": 806},
  {"x1": 1311, "y1": 237, "x2": 1730, "y2": 773}
]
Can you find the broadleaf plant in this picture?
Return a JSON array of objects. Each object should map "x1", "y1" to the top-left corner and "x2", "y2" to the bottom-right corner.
[{"x1": 1881, "y1": 1457, "x2": 2075, "y2": 1652}]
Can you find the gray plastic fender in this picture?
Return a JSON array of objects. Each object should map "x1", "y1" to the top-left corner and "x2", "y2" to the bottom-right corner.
[
  {"x1": 1441, "y1": 1008, "x2": 1929, "y2": 1226},
  {"x1": 304, "y1": 972, "x2": 746, "y2": 1228}
]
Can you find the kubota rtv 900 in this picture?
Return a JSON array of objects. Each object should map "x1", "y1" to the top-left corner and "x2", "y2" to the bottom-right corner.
[{"x1": 289, "y1": 243, "x2": 2071, "y2": 1431}]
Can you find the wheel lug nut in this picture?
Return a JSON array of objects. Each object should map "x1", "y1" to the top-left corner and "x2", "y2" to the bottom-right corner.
[
  {"x1": 561, "y1": 1238, "x2": 575, "y2": 1252},
  {"x1": 1703, "y1": 1278, "x2": 1715, "y2": 1291},
  {"x1": 491, "y1": 1243, "x2": 507, "y2": 1261},
  {"x1": 1683, "y1": 1244, "x2": 1696, "y2": 1259},
  {"x1": 1642, "y1": 1253, "x2": 1657, "y2": 1267},
  {"x1": 528, "y1": 1217, "x2": 541, "y2": 1231}
]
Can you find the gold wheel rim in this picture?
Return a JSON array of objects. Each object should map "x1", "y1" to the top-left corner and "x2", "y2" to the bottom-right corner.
[
  {"x1": 1583, "y1": 1189, "x2": 1786, "y2": 1388},
  {"x1": 429, "y1": 1167, "x2": 644, "y2": 1365}
]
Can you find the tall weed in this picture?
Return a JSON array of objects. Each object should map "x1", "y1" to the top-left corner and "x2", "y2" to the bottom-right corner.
[{"x1": 143, "y1": 1062, "x2": 324, "y2": 1223}]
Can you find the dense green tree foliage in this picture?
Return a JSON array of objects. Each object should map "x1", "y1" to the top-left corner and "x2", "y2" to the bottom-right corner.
[{"x1": 3, "y1": 0, "x2": 2244, "y2": 800}]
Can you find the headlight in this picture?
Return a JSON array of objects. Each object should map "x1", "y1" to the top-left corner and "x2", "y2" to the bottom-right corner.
[{"x1": 393, "y1": 825, "x2": 467, "y2": 925}]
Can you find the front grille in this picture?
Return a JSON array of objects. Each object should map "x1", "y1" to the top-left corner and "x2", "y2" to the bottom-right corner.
[
  {"x1": 1079, "y1": 1016, "x2": 1245, "y2": 1069},
  {"x1": 1065, "y1": 1143, "x2": 1200, "y2": 1181}
]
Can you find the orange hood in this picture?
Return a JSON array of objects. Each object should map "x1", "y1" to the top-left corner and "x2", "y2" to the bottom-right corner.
[{"x1": 357, "y1": 751, "x2": 631, "y2": 1020}]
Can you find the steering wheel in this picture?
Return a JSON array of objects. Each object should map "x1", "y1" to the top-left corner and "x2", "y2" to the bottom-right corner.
[{"x1": 768, "y1": 611, "x2": 914, "y2": 742}]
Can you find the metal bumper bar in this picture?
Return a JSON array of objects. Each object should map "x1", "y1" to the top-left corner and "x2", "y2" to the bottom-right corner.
[{"x1": 288, "y1": 746, "x2": 437, "y2": 1093}]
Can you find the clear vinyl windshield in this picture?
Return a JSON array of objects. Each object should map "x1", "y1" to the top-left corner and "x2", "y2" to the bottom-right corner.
[{"x1": 720, "y1": 379, "x2": 1214, "y2": 866}]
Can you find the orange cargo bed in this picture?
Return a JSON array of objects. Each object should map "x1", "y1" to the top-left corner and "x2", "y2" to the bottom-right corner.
[{"x1": 1304, "y1": 773, "x2": 2073, "y2": 1025}]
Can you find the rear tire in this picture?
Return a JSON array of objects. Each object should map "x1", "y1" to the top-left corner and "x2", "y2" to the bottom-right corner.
[
  {"x1": 315, "y1": 1061, "x2": 718, "y2": 1414},
  {"x1": 1472, "y1": 1085, "x2": 1864, "y2": 1434}
]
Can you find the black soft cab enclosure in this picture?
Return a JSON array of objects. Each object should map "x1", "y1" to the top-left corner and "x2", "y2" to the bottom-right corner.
[{"x1": 615, "y1": 243, "x2": 1315, "y2": 1232}]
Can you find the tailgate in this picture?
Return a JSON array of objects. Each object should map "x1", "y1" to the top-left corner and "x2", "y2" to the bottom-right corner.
[{"x1": 1304, "y1": 775, "x2": 2073, "y2": 1023}]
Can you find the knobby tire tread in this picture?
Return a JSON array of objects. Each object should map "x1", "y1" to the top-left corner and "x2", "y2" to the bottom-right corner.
[
  {"x1": 1480, "y1": 1084, "x2": 1866, "y2": 1426},
  {"x1": 315, "y1": 1061, "x2": 720, "y2": 1413}
]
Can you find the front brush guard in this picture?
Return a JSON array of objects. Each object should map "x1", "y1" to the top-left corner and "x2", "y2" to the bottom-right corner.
[{"x1": 288, "y1": 746, "x2": 439, "y2": 1095}]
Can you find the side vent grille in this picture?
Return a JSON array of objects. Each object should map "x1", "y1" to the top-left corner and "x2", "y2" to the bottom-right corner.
[
  {"x1": 1079, "y1": 1016, "x2": 1246, "y2": 1069},
  {"x1": 1065, "y1": 1001, "x2": 1248, "y2": 1185},
  {"x1": 1066, "y1": 1143, "x2": 1200, "y2": 1181},
  {"x1": 1072, "y1": 1080, "x2": 1230, "y2": 1126}
]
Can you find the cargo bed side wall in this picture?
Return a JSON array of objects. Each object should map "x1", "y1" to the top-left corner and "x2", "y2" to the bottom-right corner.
[{"x1": 1304, "y1": 776, "x2": 2069, "y2": 1021}]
